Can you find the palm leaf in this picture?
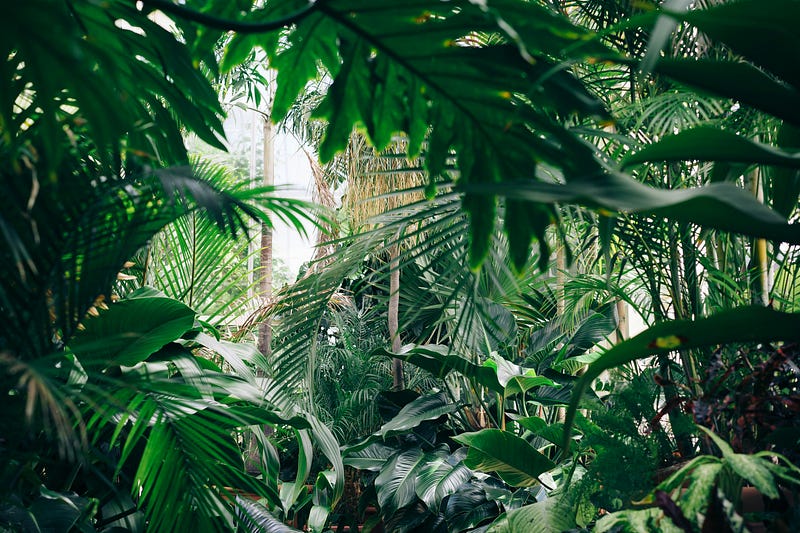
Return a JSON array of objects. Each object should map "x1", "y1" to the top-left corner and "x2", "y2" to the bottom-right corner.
[{"x1": 221, "y1": 0, "x2": 610, "y2": 270}]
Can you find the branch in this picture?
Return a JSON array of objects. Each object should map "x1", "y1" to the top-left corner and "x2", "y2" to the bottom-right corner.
[{"x1": 140, "y1": 0, "x2": 319, "y2": 33}]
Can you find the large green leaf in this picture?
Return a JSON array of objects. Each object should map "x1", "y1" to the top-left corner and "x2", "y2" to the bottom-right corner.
[
  {"x1": 308, "y1": 416, "x2": 345, "y2": 519},
  {"x1": 595, "y1": 507, "x2": 683, "y2": 533},
  {"x1": 487, "y1": 493, "x2": 577, "y2": 533},
  {"x1": 120, "y1": 396, "x2": 282, "y2": 531},
  {"x1": 375, "y1": 447, "x2": 428, "y2": 517},
  {"x1": 669, "y1": 0, "x2": 800, "y2": 91},
  {"x1": 623, "y1": 127, "x2": 800, "y2": 169},
  {"x1": 606, "y1": 1, "x2": 800, "y2": 129},
  {"x1": 0, "y1": 0, "x2": 225, "y2": 166},
  {"x1": 466, "y1": 172, "x2": 800, "y2": 245},
  {"x1": 382, "y1": 345, "x2": 504, "y2": 393},
  {"x1": 28, "y1": 487, "x2": 94, "y2": 533},
  {"x1": 679, "y1": 462, "x2": 723, "y2": 518},
  {"x1": 415, "y1": 456, "x2": 472, "y2": 512},
  {"x1": 270, "y1": 12, "x2": 341, "y2": 123},
  {"x1": 444, "y1": 483, "x2": 500, "y2": 532},
  {"x1": 564, "y1": 307, "x2": 800, "y2": 449},
  {"x1": 453, "y1": 429, "x2": 555, "y2": 488},
  {"x1": 698, "y1": 427, "x2": 780, "y2": 500},
  {"x1": 343, "y1": 442, "x2": 397, "y2": 471},
  {"x1": 649, "y1": 58, "x2": 800, "y2": 127},
  {"x1": 68, "y1": 297, "x2": 195, "y2": 368},
  {"x1": 237, "y1": 497, "x2": 301, "y2": 533},
  {"x1": 243, "y1": 0, "x2": 610, "y2": 270},
  {"x1": 377, "y1": 392, "x2": 457, "y2": 439},
  {"x1": 382, "y1": 501, "x2": 433, "y2": 533},
  {"x1": 279, "y1": 429, "x2": 313, "y2": 513}
]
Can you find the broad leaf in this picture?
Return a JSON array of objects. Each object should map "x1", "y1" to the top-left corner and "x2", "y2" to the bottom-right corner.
[
  {"x1": 415, "y1": 456, "x2": 472, "y2": 512},
  {"x1": 237, "y1": 497, "x2": 301, "y2": 533},
  {"x1": 68, "y1": 297, "x2": 195, "y2": 368},
  {"x1": 698, "y1": 427, "x2": 780, "y2": 500},
  {"x1": 375, "y1": 447, "x2": 428, "y2": 517},
  {"x1": 623, "y1": 127, "x2": 800, "y2": 169},
  {"x1": 464, "y1": 173, "x2": 800, "y2": 245},
  {"x1": 680, "y1": 462, "x2": 723, "y2": 518},
  {"x1": 453, "y1": 429, "x2": 555, "y2": 487},
  {"x1": 670, "y1": 0, "x2": 800, "y2": 91},
  {"x1": 377, "y1": 392, "x2": 457, "y2": 438},
  {"x1": 383, "y1": 345, "x2": 504, "y2": 393},
  {"x1": 444, "y1": 484, "x2": 500, "y2": 532},
  {"x1": 487, "y1": 493, "x2": 577, "y2": 533},
  {"x1": 651, "y1": 58, "x2": 800, "y2": 127},
  {"x1": 343, "y1": 442, "x2": 397, "y2": 472}
]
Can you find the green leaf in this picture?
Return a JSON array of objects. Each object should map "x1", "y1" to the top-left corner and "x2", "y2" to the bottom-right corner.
[
  {"x1": 343, "y1": 442, "x2": 397, "y2": 471},
  {"x1": 771, "y1": 123, "x2": 800, "y2": 217},
  {"x1": 464, "y1": 179, "x2": 497, "y2": 271},
  {"x1": 383, "y1": 345, "x2": 504, "y2": 394},
  {"x1": 680, "y1": 462, "x2": 723, "y2": 518},
  {"x1": 285, "y1": 0, "x2": 608, "y2": 270},
  {"x1": 623, "y1": 127, "x2": 800, "y2": 169},
  {"x1": 314, "y1": 38, "x2": 372, "y2": 162},
  {"x1": 375, "y1": 447, "x2": 427, "y2": 517},
  {"x1": 279, "y1": 429, "x2": 313, "y2": 513},
  {"x1": 220, "y1": 34, "x2": 259, "y2": 74},
  {"x1": 467, "y1": 173, "x2": 800, "y2": 246},
  {"x1": 415, "y1": 456, "x2": 472, "y2": 511},
  {"x1": 68, "y1": 297, "x2": 195, "y2": 368},
  {"x1": 309, "y1": 469, "x2": 337, "y2": 533},
  {"x1": 698, "y1": 427, "x2": 780, "y2": 500},
  {"x1": 487, "y1": 493, "x2": 577, "y2": 533},
  {"x1": 272, "y1": 12, "x2": 339, "y2": 123},
  {"x1": 514, "y1": 417, "x2": 565, "y2": 448},
  {"x1": 453, "y1": 429, "x2": 555, "y2": 487},
  {"x1": 444, "y1": 484, "x2": 500, "y2": 531},
  {"x1": 651, "y1": 58, "x2": 800, "y2": 127},
  {"x1": 29, "y1": 487, "x2": 93, "y2": 533},
  {"x1": 377, "y1": 391, "x2": 457, "y2": 438},
  {"x1": 237, "y1": 497, "x2": 301, "y2": 533},
  {"x1": 655, "y1": 455, "x2": 721, "y2": 495},
  {"x1": 595, "y1": 507, "x2": 682, "y2": 533},
  {"x1": 674, "y1": 0, "x2": 800, "y2": 90},
  {"x1": 504, "y1": 375, "x2": 557, "y2": 399},
  {"x1": 564, "y1": 307, "x2": 800, "y2": 449}
]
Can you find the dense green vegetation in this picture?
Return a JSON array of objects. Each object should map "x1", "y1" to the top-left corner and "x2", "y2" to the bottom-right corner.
[{"x1": 2, "y1": 0, "x2": 800, "y2": 531}]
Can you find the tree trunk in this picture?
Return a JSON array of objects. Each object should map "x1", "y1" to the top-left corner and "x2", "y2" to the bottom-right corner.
[
  {"x1": 748, "y1": 165, "x2": 770, "y2": 306},
  {"x1": 556, "y1": 245, "x2": 567, "y2": 317},
  {"x1": 257, "y1": 115, "x2": 274, "y2": 357},
  {"x1": 615, "y1": 299, "x2": 628, "y2": 342},
  {"x1": 388, "y1": 243, "x2": 404, "y2": 389}
]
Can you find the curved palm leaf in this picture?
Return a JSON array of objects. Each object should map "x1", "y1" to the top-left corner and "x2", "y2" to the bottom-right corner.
[{"x1": 143, "y1": 158, "x2": 318, "y2": 329}]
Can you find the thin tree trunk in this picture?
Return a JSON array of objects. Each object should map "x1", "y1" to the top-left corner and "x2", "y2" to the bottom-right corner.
[
  {"x1": 748, "y1": 165, "x2": 770, "y2": 306},
  {"x1": 388, "y1": 242, "x2": 404, "y2": 389},
  {"x1": 556, "y1": 245, "x2": 567, "y2": 317},
  {"x1": 615, "y1": 299, "x2": 628, "y2": 342},
  {"x1": 257, "y1": 115, "x2": 274, "y2": 356},
  {"x1": 248, "y1": 81, "x2": 276, "y2": 473}
]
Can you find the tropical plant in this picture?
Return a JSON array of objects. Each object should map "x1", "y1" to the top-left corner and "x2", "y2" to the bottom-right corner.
[
  {"x1": 0, "y1": 1, "x2": 327, "y2": 530},
  {"x1": 596, "y1": 427, "x2": 800, "y2": 532},
  {"x1": 343, "y1": 391, "x2": 546, "y2": 533},
  {"x1": 7, "y1": 0, "x2": 800, "y2": 530}
]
